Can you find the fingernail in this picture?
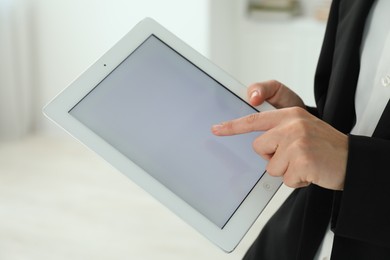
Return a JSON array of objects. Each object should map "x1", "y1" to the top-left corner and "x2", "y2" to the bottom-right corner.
[
  {"x1": 250, "y1": 90, "x2": 260, "y2": 100},
  {"x1": 211, "y1": 124, "x2": 223, "y2": 134}
]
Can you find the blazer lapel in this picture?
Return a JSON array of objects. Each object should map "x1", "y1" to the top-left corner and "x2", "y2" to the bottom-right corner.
[{"x1": 314, "y1": 0, "x2": 376, "y2": 134}]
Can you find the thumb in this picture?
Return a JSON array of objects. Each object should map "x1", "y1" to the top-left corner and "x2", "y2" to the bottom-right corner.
[
  {"x1": 247, "y1": 80, "x2": 282, "y2": 107},
  {"x1": 247, "y1": 80, "x2": 305, "y2": 109}
]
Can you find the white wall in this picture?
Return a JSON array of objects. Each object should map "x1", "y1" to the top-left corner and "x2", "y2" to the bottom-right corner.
[
  {"x1": 209, "y1": 1, "x2": 327, "y2": 106},
  {"x1": 2, "y1": 0, "x2": 326, "y2": 137},
  {"x1": 33, "y1": 0, "x2": 209, "y2": 135}
]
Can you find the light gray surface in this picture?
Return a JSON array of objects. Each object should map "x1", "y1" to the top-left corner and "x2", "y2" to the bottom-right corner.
[{"x1": 0, "y1": 135, "x2": 292, "y2": 260}]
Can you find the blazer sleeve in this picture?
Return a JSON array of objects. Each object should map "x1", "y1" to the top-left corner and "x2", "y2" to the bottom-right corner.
[{"x1": 331, "y1": 134, "x2": 390, "y2": 249}]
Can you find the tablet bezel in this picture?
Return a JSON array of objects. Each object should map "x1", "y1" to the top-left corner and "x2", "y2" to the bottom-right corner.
[{"x1": 43, "y1": 17, "x2": 282, "y2": 252}]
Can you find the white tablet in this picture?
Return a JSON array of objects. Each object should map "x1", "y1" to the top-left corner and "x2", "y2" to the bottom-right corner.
[{"x1": 43, "y1": 17, "x2": 282, "y2": 252}]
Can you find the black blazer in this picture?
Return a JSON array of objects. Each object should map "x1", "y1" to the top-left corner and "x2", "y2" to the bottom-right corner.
[{"x1": 244, "y1": 0, "x2": 390, "y2": 259}]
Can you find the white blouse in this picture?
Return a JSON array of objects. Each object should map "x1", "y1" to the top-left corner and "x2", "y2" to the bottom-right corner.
[{"x1": 314, "y1": 0, "x2": 390, "y2": 259}]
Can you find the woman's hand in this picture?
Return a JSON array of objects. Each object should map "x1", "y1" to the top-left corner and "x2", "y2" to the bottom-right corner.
[
  {"x1": 212, "y1": 107, "x2": 348, "y2": 190},
  {"x1": 211, "y1": 81, "x2": 348, "y2": 190}
]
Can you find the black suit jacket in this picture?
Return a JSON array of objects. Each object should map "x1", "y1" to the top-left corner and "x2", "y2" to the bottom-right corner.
[{"x1": 244, "y1": 0, "x2": 390, "y2": 259}]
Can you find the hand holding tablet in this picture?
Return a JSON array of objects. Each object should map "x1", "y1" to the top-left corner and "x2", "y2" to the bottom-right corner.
[{"x1": 43, "y1": 18, "x2": 282, "y2": 252}]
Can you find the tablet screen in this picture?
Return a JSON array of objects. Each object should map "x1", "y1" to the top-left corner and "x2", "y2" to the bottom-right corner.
[{"x1": 69, "y1": 35, "x2": 267, "y2": 229}]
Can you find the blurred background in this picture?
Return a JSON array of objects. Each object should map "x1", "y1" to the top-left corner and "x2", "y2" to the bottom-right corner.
[{"x1": 0, "y1": 0, "x2": 330, "y2": 259}]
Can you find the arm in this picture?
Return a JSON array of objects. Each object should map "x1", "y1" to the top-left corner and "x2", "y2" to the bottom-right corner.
[{"x1": 214, "y1": 81, "x2": 390, "y2": 247}]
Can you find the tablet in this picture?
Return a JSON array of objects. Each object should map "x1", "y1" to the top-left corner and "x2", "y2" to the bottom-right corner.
[{"x1": 43, "y1": 17, "x2": 282, "y2": 252}]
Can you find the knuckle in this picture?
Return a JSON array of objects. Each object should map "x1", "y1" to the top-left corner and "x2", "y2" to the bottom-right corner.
[
  {"x1": 288, "y1": 118, "x2": 313, "y2": 137},
  {"x1": 292, "y1": 138, "x2": 311, "y2": 154},
  {"x1": 288, "y1": 106, "x2": 306, "y2": 117},
  {"x1": 269, "y1": 79, "x2": 280, "y2": 86},
  {"x1": 292, "y1": 147, "x2": 315, "y2": 174},
  {"x1": 274, "y1": 80, "x2": 285, "y2": 91},
  {"x1": 283, "y1": 175, "x2": 310, "y2": 189},
  {"x1": 285, "y1": 120, "x2": 307, "y2": 136},
  {"x1": 266, "y1": 166, "x2": 278, "y2": 177},
  {"x1": 299, "y1": 137, "x2": 311, "y2": 148},
  {"x1": 252, "y1": 137, "x2": 263, "y2": 155},
  {"x1": 297, "y1": 153, "x2": 312, "y2": 168},
  {"x1": 282, "y1": 173, "x2": 292, "y2": 185},
  {"x1": 246, "y1": 113, "x2": 258, "y2": 124}
]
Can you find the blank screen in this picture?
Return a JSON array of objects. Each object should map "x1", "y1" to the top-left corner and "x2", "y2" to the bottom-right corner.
[{"x1": 69, "y1": 35, "x2": 267, "y2": 228}]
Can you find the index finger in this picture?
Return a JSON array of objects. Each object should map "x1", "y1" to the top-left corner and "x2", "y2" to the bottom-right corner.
[{"x1": 211, "y1": 109, "x2": 283, "y2": 136}]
